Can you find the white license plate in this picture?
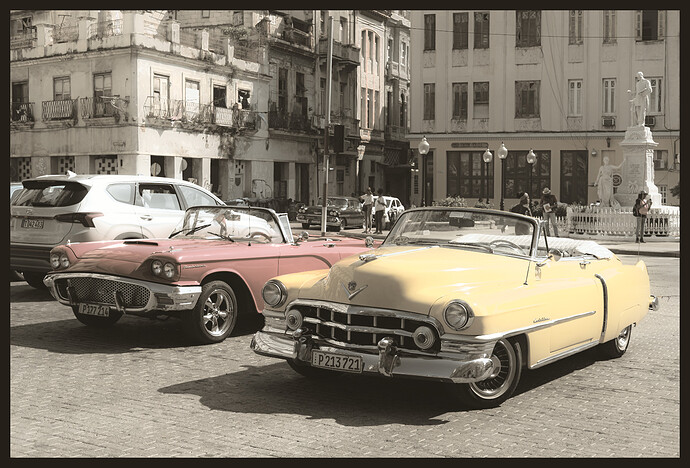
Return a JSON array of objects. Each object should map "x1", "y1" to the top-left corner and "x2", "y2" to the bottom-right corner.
[
  {"x1": 21, "y1": 218, "x2": 44, "y2": 229},
  {"x1": 78, "y1": 303, "x2": 110, "y2": 317},
  {"x1": 311, "y1": 350, "x2": 362, "y2": 373}
]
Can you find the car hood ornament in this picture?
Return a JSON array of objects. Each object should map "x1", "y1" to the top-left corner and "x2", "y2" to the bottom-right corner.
[{"x1": 341, "y1": 281, "x2": 368, "y2": 300}]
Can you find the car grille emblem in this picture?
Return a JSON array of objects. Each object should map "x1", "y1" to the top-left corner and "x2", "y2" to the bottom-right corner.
[{"x1": 341, "y1": 281, "x2": 368, "y2": 300}]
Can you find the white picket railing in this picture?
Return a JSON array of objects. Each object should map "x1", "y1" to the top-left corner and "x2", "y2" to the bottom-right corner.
[{"x1": 558, "y1": 206, "x2": 680, "y2": 238}]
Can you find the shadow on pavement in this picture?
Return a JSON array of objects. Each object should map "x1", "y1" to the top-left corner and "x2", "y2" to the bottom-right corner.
[
  {"x1": 9, "y1": 311, "x2": 265, "y2": 355},
  {"x1": 159, "y1": 347, "x2": 604, "y2": 426},
  {"x1": 160, "y1": 362, "x2": 453, "y2": 426},
  {"x1": 10, "y1": 282, "x2": 56, "y2": 303}
]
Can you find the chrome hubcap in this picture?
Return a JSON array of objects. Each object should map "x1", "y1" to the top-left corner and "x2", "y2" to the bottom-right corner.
[
  {"x1": 615, "y1": 326, "x2": 631, "y2": 351},
  {"x1": 202, "y1": 290, "x2": 233, "y2": 337},
  {"x1": 469, "y1": 340, "x2": 516, "y2": 400}
]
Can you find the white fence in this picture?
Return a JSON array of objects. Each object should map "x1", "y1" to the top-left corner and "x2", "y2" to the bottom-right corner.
[{"x1": 557, "y1": 206, "x2": 680, "y2": 238}]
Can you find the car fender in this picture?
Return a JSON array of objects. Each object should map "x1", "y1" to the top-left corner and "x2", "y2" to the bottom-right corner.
[{"x1": 594, "y1": 261, "x2": 651, "y2": 342}]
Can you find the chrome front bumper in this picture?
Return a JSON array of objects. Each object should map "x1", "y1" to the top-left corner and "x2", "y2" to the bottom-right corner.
[
  {"x1": 251, "y1": 329, "x2": 495, "y2": 384},
  {"x1": 43, "y1": 272, "x2": 202, "y2": 315}
]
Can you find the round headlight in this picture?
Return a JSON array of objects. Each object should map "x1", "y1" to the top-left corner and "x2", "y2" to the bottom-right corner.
[
  {"x1": 285, "y1": 309, "x2": 303, "y2": 331},
  {"x1": 444, "y1": 301, "x2": 473, "y2": 331},
  {"x1": 413, "y1": 325, "x2": 436, "y2": 350},
  {"x1": 151, "y1": 260, "x2": 163, "y2": 275},
  {"x1": 163, "y1": 262, "x2": 175, "y2": 278},
  {"x1": 50, "y1": 253, "x2": 61, "y2": 269},
  {"x1": 262, "y1": 280, "x2": 286, "y2": 308},
  {"x1": 59, "y1": 254, "x2": 70, "y2": 268}
]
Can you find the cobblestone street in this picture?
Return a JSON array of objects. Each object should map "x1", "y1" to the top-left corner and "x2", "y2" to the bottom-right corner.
[{"x1": 10, "y1": 255, "x2": 679, "y2": 457}]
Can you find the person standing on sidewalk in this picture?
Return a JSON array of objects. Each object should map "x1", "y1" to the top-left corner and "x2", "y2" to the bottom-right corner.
[
  {"x1": 633, "y1": 191, "x2": 651, "y2": 243},
  {"x1": 374, "y1": 188, "x2": 386, "y2": 234},
  {"x1": 360, "y1": 187, "x2": 374, "y2": 234},
  {"x1": 540, "y1": 188, "x2": 559, "y2": 237}
]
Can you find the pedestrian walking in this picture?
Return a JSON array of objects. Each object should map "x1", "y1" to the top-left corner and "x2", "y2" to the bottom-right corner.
[
  {"x1": 360, "y1": 187, "x2": 374, "y2": 233},
  {"x1": 374, "y1": 188, "x2": 386, "y2": 234},
  {"x1": 540, "y1": 187, "x2": 559, "y2": 237},
  {"x1": 633, "y1": 190, "x2": 651, "y2": 243},
  {"x1": 510, "y1": 193, "x2": 532, "y2": 235}
]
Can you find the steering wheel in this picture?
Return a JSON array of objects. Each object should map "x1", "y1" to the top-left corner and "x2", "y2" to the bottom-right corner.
[
  {"x1": 247, "y1": 231, "x2": 272, "y2": 241},
  {"x1": 489, "y1": 239, "x2": 526, "y2": 255}
]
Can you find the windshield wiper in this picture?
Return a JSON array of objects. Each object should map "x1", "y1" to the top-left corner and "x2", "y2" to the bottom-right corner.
[
  {"x1": 208, "y1": 232, "x2": 235, "y2": 242},
  {"x1": 169, "y1": 223, "x2": 211, "y2": 238}
]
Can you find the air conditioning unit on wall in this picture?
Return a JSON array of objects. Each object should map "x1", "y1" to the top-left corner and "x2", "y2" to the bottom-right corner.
[{"x1": 602, "y1": 117, "x2": 616, "y2": 127}]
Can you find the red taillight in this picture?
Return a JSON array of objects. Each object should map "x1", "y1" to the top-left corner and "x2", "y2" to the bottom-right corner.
[{"x1": 54, "y1": 212, "x2": 104, "y2": 227}]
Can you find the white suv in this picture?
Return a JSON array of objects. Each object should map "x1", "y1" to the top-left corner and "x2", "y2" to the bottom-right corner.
[{"x1": 10, "y1": 173, "x2": 224, "y2": 289}]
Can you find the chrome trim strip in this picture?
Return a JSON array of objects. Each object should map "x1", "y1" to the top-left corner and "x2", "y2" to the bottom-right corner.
[
  {"x1": 302, "y1": 316, "x2": 415, "y2": 337},
  {"x1": 287, "y1": 299, "x2": 443, "y2": 331},
  {"x1": 442, "y1": 310, "x2": 597, "y2": 344},
  {"x1": 530, "y1": 340, "x2": 600, "y2": 369},
  {"x1": 594, "y1": 274, "x2": 609, "y2": 342}
]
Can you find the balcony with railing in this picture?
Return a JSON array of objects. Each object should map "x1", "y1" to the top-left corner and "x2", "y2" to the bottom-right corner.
[
  {"x1": 79, "y1": 96, "x2": 118, "y2": 119},
  {"x1": 53, "y1": 23, "x2": 79, "y2": 43},
  {"x1": 268, "y1": 110, "x2": 311, "y2": 132},
  {"x1": 10, "y1": 102, "x2": 36, "y2": 124},
  {"x1": 42, "y1": 99, "x2": 78, "y2": 121},
  {"x1": 87, "y1": 19, "x2": 123, "y2": 40},
  {"x1": 281, "y1": 26, "x2": 312, "y2": 48},
  {"x1": 143, "y1": 97, "x2": 256, "y2": 131},
  {"x1": 10, "y1": 28, "x2": 37, "y2": 49},
  {"x1": 317, "y1": 39, "x2": 360, "y2": 68}
]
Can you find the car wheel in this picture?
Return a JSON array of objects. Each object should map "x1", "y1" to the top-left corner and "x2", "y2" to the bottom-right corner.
[
  {"x1": 453, "y1": 338, "x2": 522, "y2": 409},
  {"x1": 287, "y1": 359, "x2": 342, "y2": 378},
  {"x1": 71, "y1": 306, "x2": 123, "y2": 327},
  {"x1": 301, "y1": 223, "x2": 310, "y2": 229},
  {"x1": 184, "y1": 280, "x2": 238, "y2": 344},
  {"x1": 23, "y1": 271, "x2": 48, "y2": 290},
  {"x1": 599, "y1": 325, "x2": 632, "y2": 359}
]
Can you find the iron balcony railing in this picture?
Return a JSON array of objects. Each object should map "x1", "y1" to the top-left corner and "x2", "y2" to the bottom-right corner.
[
  {"x1": 42, "y1": 99, "x2": 78, "y2": 121},
  {"x1": 268, "y1": 110, "x2": 311, "y2": 132},
  {"x1": 79, "y1": 96, "x2": 117, "y2": 119},
  {"x1": 10, "y1": 28, "x2": 37, "y2": 49},
  {"x1": 144, "y1": 96, "x2": 255, "y2": 129},
  {"x1": 87, "y1": 19, "x2": 123, "y2": 39},
  {"x1": 11, "y1": 102, "x2": 35, "y2": 123}
]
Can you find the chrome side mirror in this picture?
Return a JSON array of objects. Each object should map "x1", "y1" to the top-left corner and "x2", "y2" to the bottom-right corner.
[
  {"x1": 364, "y1": 236, "x2": 374, "y2": 248},
  {"x1": 548, "y1": 248, "x2": 563, "y2": 262},
  {"x1": 299, "y1": 231, "x2": 309, "y2": 241}
]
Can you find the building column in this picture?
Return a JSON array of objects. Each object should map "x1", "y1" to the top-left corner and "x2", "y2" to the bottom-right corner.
[
  {"x1": 119, "y1": 153, "x2": 151, "y2": 176},
  {"x1": 287, "y1": 162, "x2": 297, "y2": 201},
  {"x1": 199, "y1": 157, "x2": 212, "y2": 191}
]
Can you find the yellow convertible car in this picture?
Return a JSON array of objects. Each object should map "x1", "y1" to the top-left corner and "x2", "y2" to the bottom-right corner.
[{"x1": 251, "y1": 207, "x2": 657, "y2": 408}]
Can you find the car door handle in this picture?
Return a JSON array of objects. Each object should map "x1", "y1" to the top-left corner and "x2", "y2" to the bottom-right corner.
[
  {"x1": 140, "y1": 215, "x2": 153, "y2": 221},
  {"x1": 579, "y1": 260, "x2": 590, "y2": 269},
  {"x1": 323, "y1": 243, "x2": 335, "y2": 248}
]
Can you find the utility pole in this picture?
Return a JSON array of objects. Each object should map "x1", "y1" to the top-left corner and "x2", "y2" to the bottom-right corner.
[{"x1": 320, "y1": 15, "x2": 333, "y2": 236}]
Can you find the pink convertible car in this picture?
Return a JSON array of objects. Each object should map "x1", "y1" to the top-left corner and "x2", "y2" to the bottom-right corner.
[{"x1": 43, "y1": 206, "x2": 376, "y2": 344}]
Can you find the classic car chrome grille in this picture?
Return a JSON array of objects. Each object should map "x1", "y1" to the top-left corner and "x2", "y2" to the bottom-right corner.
[
  {"x1": 54, "y1": 277, "x2": 150, "y2": 308},
  {"x1": 296, "y1": 304, "x2": 439, "y2": 352}
]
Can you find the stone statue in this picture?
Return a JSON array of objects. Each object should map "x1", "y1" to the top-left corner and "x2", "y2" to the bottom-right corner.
[
  {"x1": 593, "y1": 155, "x2": 626, "y2": 208},
  {"x1": 627, "y1": 71, "x2": 652, "y2": 127}
]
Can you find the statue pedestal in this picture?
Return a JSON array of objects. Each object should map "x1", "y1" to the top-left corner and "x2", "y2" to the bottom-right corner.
[{"x1": 614, "y1": 125, "x2": 661, "y2": 207}]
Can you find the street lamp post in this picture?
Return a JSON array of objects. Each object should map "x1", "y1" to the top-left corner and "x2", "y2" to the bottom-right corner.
[
  {"x1": 526, "y1": 149, "x2": 537, "y2": 199},
  {"x1": 482, "y1": 148, "x2": 493, "y2": 203},
  {"x1": 497, "y1": 142, "x2": 508, "y2": 210},
  {"x1": 418, "y1": 136, "x2": 430, "y2": 206}
]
